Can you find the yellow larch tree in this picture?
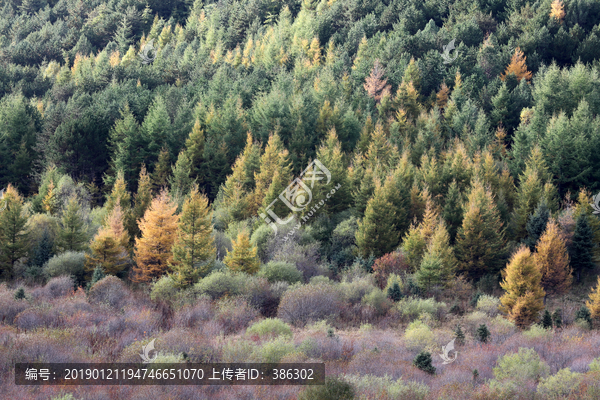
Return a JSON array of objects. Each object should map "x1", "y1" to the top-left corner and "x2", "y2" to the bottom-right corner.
[
  {"x1": 86, "y1": 204, "x2": 130, "y2": 276},
  {"x1": 501, "y1": 48, "x2": 532, "y2": 82},
  {"x1": 586, "y1": 277, "x2": 600, "y2": 324},
  {"x1": 133, "y1": 190, "x2": 179, "y2": 283},
  {"x1": 500, "y1": 246, "x2": 546, "y2": 328},
  {"x1": 224, "y1": 231, "x2": 260, "y2": 274},
  {"x1": 533, "y1": 218, "x2": 572, "y2": 297}
]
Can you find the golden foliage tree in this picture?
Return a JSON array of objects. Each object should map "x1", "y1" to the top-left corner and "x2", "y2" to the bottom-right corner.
[
  {"x1": 170, "y1": 186, "x2": 216, "y2": 288},
  {"x1": 501, "y1": 48, "x2": 532, "y2": 82},
  {"x1": 251, "y1": 132, "x2": 290, "y2": 215},
  {"x1": 224, "y1": 231, "x2": 259, "y2": 274},
  {"x1": 500, "y1": 246, "x2": 546, "y2": 328},
  {"x1": 550, "y1": 0, "x2": 565, "y2": 23},
  {"x1": 533, "y1": 219, "x2": 572, "y2": 296},
  {"x1": 86, "y1": 205, "x2": 130, "y2": 276},
  {"x1": 133, "y1": 190, "x2": 179, "y2": 283},
  {"x1": 586, "y1": 276, "x2": 600, "y2": 323}
]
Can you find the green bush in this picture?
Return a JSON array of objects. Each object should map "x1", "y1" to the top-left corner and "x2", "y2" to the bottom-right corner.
[
  {"x1": 413, "y1": 351, "x2": 435, "y2": 374},
  {"x1": 493, "y1": 347, "x2": 550, "y2": 382},
  {"x1": 258, "y1": 261, "x2": 303, "y2": 284},
  {"x1": 404, "y1": 320, "x2": 436, "y2": 351},
  {"x1": 298, "y1": 377, "x2": 355, "y2": 400},
  {"x1": 43, "y1": 251, "x2": 86, "y2": 285},
  {"x1": 397, "y1": 296, "x2": 446, "y2": 321},
  {"x1": 339, "y1": 276, "x2": 376, "y2": 305},
  {"x1": 246, "y1": 318, "x2": 292, "y2": 339},
  {"x1": 252, "y1": 337, "x2": 296, "y2": 363},
  {"x1": 537, "y1": 368, "x2": 583, "y2": 399},
  {"x1": 251, "y1": 224, "x2": 274, "y2": 263},
  {"x1": 194, "y1": 270, "x2": 246, "y2": 299},
  {"x1": 150, "y1": 275, "x2": 178, "y2": 302},
  {"x1": 523, "y1": 324, "x2": 552, "y2": 340},
  {"x1": 475, "y1": 294, "x2": 500, "y2": 317},
  {"x1": 362, "y1": 288, "x2": 392, "y2": 316}
]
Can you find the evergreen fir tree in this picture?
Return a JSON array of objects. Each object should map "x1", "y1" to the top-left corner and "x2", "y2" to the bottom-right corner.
[
  {"x1": 170, "y1": 186, "x2": 216, "y2": 288},
  {"x1": 413, "y1": 351, "x2": 435, "y2": 374},
  {"x1": 184, "y1": 119, "x2": 206, "y2": 187},
  {"x1": 570, "y1": 213, "x2": 594, "y2": 281},
  {"x1": 356, "y1": 181, "x2": 399, "y2": 258},
  {"x1": 387, "y1": 282, "x2": 402, "y2": 302},
  {"x1": 56, "y1": 197, "x2": 88, "y2": 252},
  {"x1": 455, "y1": 180, "x2": 506, "y2": 280},
  {"x1": 14, "y1": 287, "x2": 26, "y2": 300},
  {"x1": 143, "y1": 95, "x2": 172, "y2": 163},
  {"x1": 0, "y1": 185, "x2": 29, "y2": 279},
  {"x1": 133, "y1": 190, "x2": 179, "y2": 283},
  {"x1": 152, "y1": 147, "x2": 171, "y2": 191},
  {"x1": 27, "y1": 228, "x2": 53, "y2": 280},
  {"x1": 542, "y1": 310, "x2": 553, "y2": 329},
  {"x1": 87, "y1": 265, "x2": 106, "y2": 291},
  {"x1": 224, "y1": 231, "x2": 260, "y2": 274},
  {"x1": 312, "y1": 128, "x2": 351, "y2": 213},
  {"x1": 454, "y1": 324, "x2": 466, "y2": 345},
  {"x1": 170, "y1": 150, "x2": 194, "y2": 197},
  {"x1": 500, "y1": 246, "x2": 545, "y2": 328},
  {"x1": 524, "y1": 199, "x2": 550, "y2": 250},
  {"x1": 552, "y1": 309, "x2": 562, "y2": 329},
  {"x1": 443, "y1": 180, "x2": 463, "y2": 244},
  {"x1": 476, "y1": 324, "x2": 490, "y2": 343},
  {"x1": 575, "y1": 306, "x2": 592, "y2": 328}
]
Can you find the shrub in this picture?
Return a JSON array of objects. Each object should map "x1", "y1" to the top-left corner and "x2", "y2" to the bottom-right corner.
[
  {"x1": 454, "y1": 325, "x2": 466, "y2": 345},
  {"x1": 298, "y1": 377, "x2": 355, "y2": 400},
  {"x1": 541, "y1": 309, "x2": 553, "y2": 328},
  {"x1": 413, "y1": 351, "x2": 436, "y2": 374},
  {"x1": 523, "y1": 324, "x2": 552, "y2": 340},
  {"x1": 221, "y1": 339, "x2": 256, "y2": 362},
  {"x1": 87, "y1": 276, "x2": 129, "y2": 309},
  {"x1": 194, "y1": 270, "x2": 245, "y2": 299},
  {"x1": 258, "y1": 261, "x2": 303, "y2": 284},
  {"x1": 339, "y1": 276, "x2": 376, "y2": 305},
  {"x1": 397, "y1": 296, "x2": 446, "y2": 321},
  {"x1": 42, "y1": 276, "x2": 75, "y2": 299},
  {"x1": 476, "y1": 294, "x2": 500, "y2": 316},
  {"x1": 43, "y1": 251, "x2": 87, "y2": 285},
  {"x1": 404, "y1": 320, "x2": 436, "y2": 351},
  {"x1": 277, "y1": 283, "x2": 343, "y2": 326},
  {"x1": 150, "y1": 275, "x2": 178, "y2": 302},
  {"x1": 246, "y1": 318, "x2": 292, "y2": 339},
  {"x1": 372, "y1": 251, "x2": 410, "y2": 289},
  {"x1": 14, "y1": 287, "x2": 26, "y2": 300},
  {"x1": 272, "y1": 241, "x2": 322, "y2": 281},
  {"x1": 537, "y1": 368, "x2": 583, "y2": 399},
  {"x1": 173, "y1": 297, "x2": 213, "y2": 328},
  {"x1": 361, "y1": 288, "x2": 392, "y2": 316},
  {"x1": 589, "y1": 357, "x2": 600, "y2": 372},
  {"x1": 493, "y1": 347, "x2": 550, "y2": 382},
  {"x1": 252, "y1": 336, "x2": 296, "y2": 363},
  {"x1": 215, "y1": 297, "x2": 259, "y2": 334},
  {"x1": 241, "y1": 276, "x2": 281, "y2": 317},
  {"x1": 552, "y1": 309, "x2": 562, "y2": 328},
  {"x1": 250, "y1": 224, "x2": 273, "y2": 263},
  {"x1": 342, "y1": 374, "x2": 429, "y2": 400}
]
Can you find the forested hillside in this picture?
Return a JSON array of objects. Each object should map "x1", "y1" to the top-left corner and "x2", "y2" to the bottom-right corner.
[{"x1": 2, "y1": 0, "x2": 600, "y2": 398}]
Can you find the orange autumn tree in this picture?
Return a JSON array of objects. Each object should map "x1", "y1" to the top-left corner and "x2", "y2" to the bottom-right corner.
[
  {"x1": 501, "y1": 48, "x2": 532, "y2": 82},
  {"x1": 533, "y1": 218, "x2": 572, "y2": 297},
  {"x1": 86, "y1": 204, "x2": 130, "y2": 276},
  {"x1": 133, "y1": 190, "x2": 179, "y2": 282}
]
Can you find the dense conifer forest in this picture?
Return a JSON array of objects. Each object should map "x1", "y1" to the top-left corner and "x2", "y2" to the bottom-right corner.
[{"x1": 1, "y1": 0, "x2": 600, "y2": 398}]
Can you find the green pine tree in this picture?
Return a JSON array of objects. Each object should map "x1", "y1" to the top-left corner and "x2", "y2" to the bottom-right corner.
[
  {"x1": 541, "y1": 310, "x2": 553, "y2": 329},
  {"x1": 56, "y1": 197, "x2": 89, "y2": 252},
  {"x1": 0, "y1": 185, "x2": 29, "y2": 279},
  {"x1": 356, "y1": 182, "x2": 399, "y2": 258},
  {"x1": 524, "y1": 199, "x2": 550, "y2": 251},
  {"x1": 571, "y1": 214, "x2": 594, "y2": 281}
]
